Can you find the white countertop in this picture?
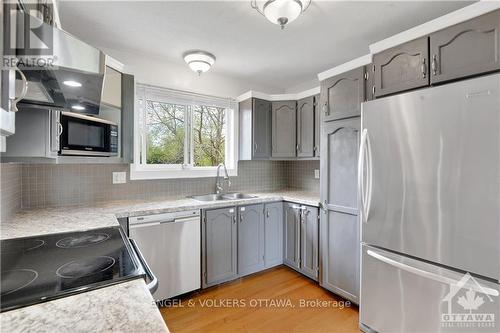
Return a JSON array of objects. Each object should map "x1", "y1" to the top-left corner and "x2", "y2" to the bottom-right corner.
[{"x1": 0, "y1": 188, "x2": 319, "y2": 333}]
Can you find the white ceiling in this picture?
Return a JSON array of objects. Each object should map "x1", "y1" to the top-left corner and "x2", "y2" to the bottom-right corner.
[{"x1": 59, "y1": 1, "x2": 472, "y2": 92}]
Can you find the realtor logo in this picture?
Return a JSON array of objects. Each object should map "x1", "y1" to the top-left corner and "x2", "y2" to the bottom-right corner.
[{"x1": 441, "y1": 272, "x2": 499, "y2": 331}]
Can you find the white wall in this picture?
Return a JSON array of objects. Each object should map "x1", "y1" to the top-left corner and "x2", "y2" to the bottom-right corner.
[{"x1": 102, "y1": 48, "x2": 284, "y2": 98}]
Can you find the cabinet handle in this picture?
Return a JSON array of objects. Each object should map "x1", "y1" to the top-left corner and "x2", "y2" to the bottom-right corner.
[
  {"x1": 431, "y1": 54, "x2": 438, "y2": 76},
  {"x1": 421, "y1": 58, "x2": 427, "y2": 79},
  {"x1": 232, "y1": 215, "x2": 236, "y2": 224},
  {"x1": 323, "y1": 102, "x2": 328, "y2": 116},
  {"x1": 266, "y1": 210, "x2": 270, "y2": 218},
  {"x1": 253, "y1": 142, "x2": 258, "y2": 152}
]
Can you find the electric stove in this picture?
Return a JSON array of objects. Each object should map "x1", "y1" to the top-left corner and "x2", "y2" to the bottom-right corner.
[{"x1": 0, "y1": 226, "x2": 146, "y2": 312}]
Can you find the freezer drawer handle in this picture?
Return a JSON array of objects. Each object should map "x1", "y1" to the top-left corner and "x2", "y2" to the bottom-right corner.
[
  {"x1": 367, "y1": 249, "x2": 499, "y2": 297},
  {"x1": 129, "y1": 239, "x2": 159, "y2": 294}
]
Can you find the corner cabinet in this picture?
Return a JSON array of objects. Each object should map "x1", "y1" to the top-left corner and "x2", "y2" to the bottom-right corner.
[
  {"x1": 264, "y1": 202, "x2": 284, "y2": 268},
  {"x1": 272, "y1": 101, "x2": 297, "y2": 158},
  {"x1": 238, "y1": 204, "x2": 265, "y2": 277},
  {"x1": 202, "y1": 207, "x2": 238, "y2": 288},
  {"x1": 239, "y1": 98, "x2": 272, "y2": 160},
  {"x1": 284, "y1": 202, "x2": 319, "y2": 281},
  {"x1": 296, "y1": 96, "x2": 315, "y2": 158},
  {"x1": 373, "y1": 36, "x2": 429, "y2": 98},
  {"x1": 320, "y1": 67, "x2": 365, "y2": 122},
  {"x1": 429, "y1": 10, "x2": 500, "y2": 84},
  {"x1": 320, "y1": 117, "x2": 360, "y2": 304}
]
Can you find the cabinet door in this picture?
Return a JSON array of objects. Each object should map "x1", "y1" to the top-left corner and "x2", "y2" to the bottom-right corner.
[
  {"x1": 238, "y1": 204, "x2": 265, "y2": 276},
  {"x1": 320, "y1": 118, "x2": 360, "y2": 303},
  {"x1": 300, "y1": 206, "x2": 319, "y2": 281},
  {"x1": 297, "y1": 96, "x2": 314, "y2": 158},
  {"x1": 374, "y1": 36, "x2": 429, "y2": 97},
  {"x1": 264, "y1": 202, "x2": 283, "y2": 268},
  {"x1": 101, "y1": 66, "x2": 122, "y2": 108},
  {"x1": 283, "y1": 202, "x2": 300, "y2": 269},
  {"x1": 253, "y1": 98, "x2": 272, "y2": 159},
  {"x1": 320, "y1": 67, "x2": 364, "y2": 122},
  {"x1": 314, "y1": 94, "x2": 321, "y2": 157},
  {"x1": 203, "y1": 207, "x2": 237, "y2": 287},
  {"x1": 430, "y1": 10, "x2": 500, "y2": 84},
  {"x1": 364, "y1": 64, "x2": 375, "y2": 101},
  {"x1": 272, "y1": 101, "x2": 296, "y2": 158}
]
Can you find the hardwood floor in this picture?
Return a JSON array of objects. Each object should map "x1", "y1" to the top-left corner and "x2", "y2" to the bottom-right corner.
[{"x1": 160, "y1": 266, "x2": 360, "y2": 333}]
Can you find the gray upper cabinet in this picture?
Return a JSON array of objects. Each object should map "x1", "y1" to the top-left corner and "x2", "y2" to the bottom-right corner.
[
  {"x1": 430, "y1": 10, "x2": 500, "y2": 84},
  {"x1": 373, "y1": 36, "x2": 429, "y2": 97},
  {"x1": 239, "y1": 98, "x2": 272, "y2": 160},
  {"x1": 238, "y1": 204, "x2": 265, "y2": 277},
  {"x1": 320, "y1": 117, "x2": 360, "y2": 303},
  {"x1": 284, "y1": 202, "x2": 300, "y2": 269},
  {"x1": 320, "y1": 67, "x2": 364, "y2": 122},
  {"x1": 264, "y1": 202, "x2": 283, "y2": 268},
  {"x1": 296, "y1": 96, "x2": 315, "y2": 158},
  {"x1": 203, "y1": 207, "x2": 237, "y2": 287},
  {"x1": 300, "y1": 206, "x2": 319, "y2": 281},
  {"x1": 314, "y1": 94, "x2": 321, "y2": 158},
  {"x1": 272, "y1": 101, "x2": 297, "y2": 158}
]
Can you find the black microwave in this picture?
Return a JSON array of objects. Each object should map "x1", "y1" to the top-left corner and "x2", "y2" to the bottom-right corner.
[{"x1": 59, "y1": 112, "x2": 118, "y2": 157}]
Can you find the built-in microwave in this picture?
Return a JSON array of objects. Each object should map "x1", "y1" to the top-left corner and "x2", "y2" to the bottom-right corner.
[{"x1": 59, "y1": 112, "x2": 118, "y2": 157}]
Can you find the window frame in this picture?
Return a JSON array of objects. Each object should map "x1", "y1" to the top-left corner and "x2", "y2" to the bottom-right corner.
[{"x1": 130, "y1": 84, "x2": 238, "y2": 180}]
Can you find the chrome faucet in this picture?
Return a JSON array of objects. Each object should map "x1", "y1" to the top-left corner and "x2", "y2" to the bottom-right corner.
[{"x1": 215, "y1": 163, "x2": 231, "y2": 194}]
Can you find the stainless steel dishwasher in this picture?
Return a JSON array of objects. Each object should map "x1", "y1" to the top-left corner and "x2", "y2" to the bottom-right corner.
[{"x1": 129, "y1": 209, "x2": 200, "y2": 301}]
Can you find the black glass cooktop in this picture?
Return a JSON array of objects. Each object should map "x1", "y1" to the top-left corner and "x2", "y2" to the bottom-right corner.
[{"x1": 0, "y1": 227, "x2": 144, "y2": 312}]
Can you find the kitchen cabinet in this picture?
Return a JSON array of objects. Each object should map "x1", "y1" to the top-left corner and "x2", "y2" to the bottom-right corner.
[
  {"x1": 101, "y1": 66, "x2": 122, "y2": 108},
  {"x1": 284, "y1": 202, "x2": 319, "y2": 281},
  {"x1": 320, "y1": 117, "x2": 360, "y2": 303},
  {"x1": 239, "y1": 98, "x2": 272, "y2": 160},
  {"x1": 202, "y1": 207, "x2": 237, "y2": 287},
  {"x1": 296, "y1": 96, "x2": 315, "y2": 158},
  {"x1": 264, "y1": 202, "x2": 283, "y2": 268},
  {"x1": 429, "y1": 10, "x2": 500, "y2": 84},
  {"x1": 373, "y1": 36, "x2": 429, "y2": 97},
  {"x1": 320, "y1": 67, "x2": 364, "y2": 122},
  {"x1": 364, "y1": 64, "x2": 375, "y2": 101},
  {"x1": 314, "y1": 94, "x2": 321, "y2": 158},
  {"x1": 272, "y1": 101, "x2": 296, "y2": 158},
  {"x1": 238, "y1": 204, "x2": 265, "y2": 277}
]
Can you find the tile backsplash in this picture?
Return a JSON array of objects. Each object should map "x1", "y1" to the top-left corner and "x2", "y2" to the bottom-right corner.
[{"x1": 0, "y1": 159, "x2": 319, "y2": 213}]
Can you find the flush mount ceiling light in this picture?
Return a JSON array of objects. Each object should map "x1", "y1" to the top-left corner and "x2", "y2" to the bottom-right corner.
[
  {"x1": 251, "y1": 0, "x2": 311, "y2": 29},
  {"x1": 183, "y1": 50, "x2": 216, "y2": 75}
]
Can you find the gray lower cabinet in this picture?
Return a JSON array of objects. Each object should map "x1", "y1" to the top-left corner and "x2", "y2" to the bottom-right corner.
[
  {"x1": 202, "y1": 207, "x2": 237, "y2": 287},
  {"x1": 238, "y1": 204, "x2": 265, "y2": 277},
  {"x1": 239, "y1": 98, "x2": 272, "y2": 160},
  {"x1": 264, "y1": 202, "x2": 283, "y2": 268},
  {"x1": 430, "y1": 9, "x2": 500, "y2": 84},
  {"x1": 272, "y1": 101, "x2": 297, "y2": 158},
  {"x1": 283, "y1": 202, "x2": 319, "y2": 281},
  {"x1": 373, "y1": 36, "x2": 429, "y2": 97},
  {"x1": 320, "y1": 117, "x2": 360, "y2": 303},
  {"x1": 296, "y1": 96, "x2": 314, "y2": 158},
  {"x1": 320, "y1": 67, "x2": 364, "y2": 122},
  {"x1": 314, "y1": 94, "x2": 321, "y2": 157}
]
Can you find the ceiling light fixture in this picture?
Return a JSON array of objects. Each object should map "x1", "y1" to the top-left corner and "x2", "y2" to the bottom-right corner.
[
  {"x1": 63, "y1": 80, "x2": 82, "y2": 87},
  {"x1": 183, "y1": 50, "x2": 216, "y2": 75},
  {"x1": 251, "y1": 0, "x2": 311, "y2": 29}
]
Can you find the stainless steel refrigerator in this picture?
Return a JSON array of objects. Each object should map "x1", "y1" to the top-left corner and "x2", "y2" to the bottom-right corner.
[{"x1": 359, "y1": 73, "x2": 500, "y2": 333}]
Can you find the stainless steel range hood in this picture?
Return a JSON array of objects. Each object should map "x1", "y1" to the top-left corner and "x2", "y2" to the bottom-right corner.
[{"x1": 13, "y1": 10, "x2": 105, "y2": 114}]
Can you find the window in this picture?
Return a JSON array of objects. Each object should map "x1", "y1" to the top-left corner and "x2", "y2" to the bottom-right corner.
[{"x1": 132, "y1": 84, "x2": 237, "y2": 179}]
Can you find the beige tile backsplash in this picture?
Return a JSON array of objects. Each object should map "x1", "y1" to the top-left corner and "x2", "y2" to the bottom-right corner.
[{"x1": 0, "y1": 160, "x2": 319, "y2": 216}]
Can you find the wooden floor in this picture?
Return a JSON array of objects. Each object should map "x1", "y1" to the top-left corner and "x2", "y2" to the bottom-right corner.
[{"x1": 160, "y1": 266, "x2": 360, "y2": 333}]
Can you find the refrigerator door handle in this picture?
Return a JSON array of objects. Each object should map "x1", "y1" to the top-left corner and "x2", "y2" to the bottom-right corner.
[
  {"x1": 367, "y1": 249, "x2": 499, "y2": 297},
  {"x1": 358, "y1": 129, "x2": 369, "y2": 222},
  {"x1": 365, "y1": 131, "x2": 373, "y2": 221}
]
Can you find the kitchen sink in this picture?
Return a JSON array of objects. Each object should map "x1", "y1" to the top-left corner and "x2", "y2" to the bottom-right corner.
[{"x1": 190, "y1": 192, "x2": 256, "y2": 202}]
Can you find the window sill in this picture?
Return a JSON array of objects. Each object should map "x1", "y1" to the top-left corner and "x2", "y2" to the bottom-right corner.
[{"x1": 129, "y1": 164, "x2": 238, "y2": 180}]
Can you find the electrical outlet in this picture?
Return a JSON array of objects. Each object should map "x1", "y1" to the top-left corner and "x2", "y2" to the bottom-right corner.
[
  {"x1": 314, "y1": 169, "x2": 320, "y2": 179},
  {"x1": 112, "y1": 172, "x2": 127, "y2": 184}
]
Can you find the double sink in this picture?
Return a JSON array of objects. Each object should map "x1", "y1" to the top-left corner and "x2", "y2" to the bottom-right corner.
[{"x1": 190, "y1": 192, "x2": 257, "y2": 202}]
